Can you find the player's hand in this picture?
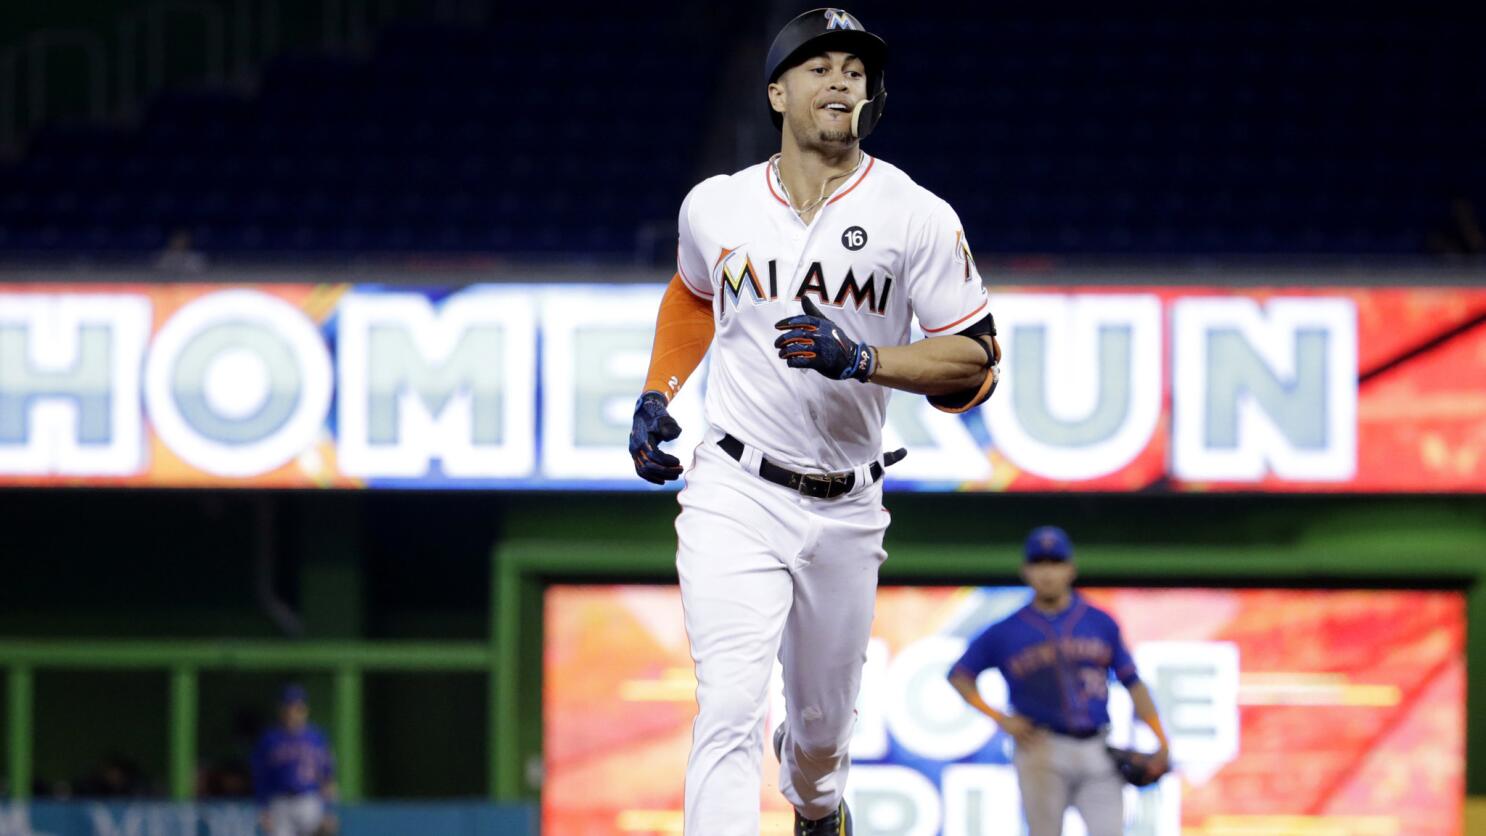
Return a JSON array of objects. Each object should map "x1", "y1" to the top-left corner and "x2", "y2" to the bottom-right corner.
[
  {"x1": 629, "y1": 391, "x2": 684, "y2": 484},
  {"x1": 997, "y1": 714, "x2": 1040, "y2": 745},
  {"x1": 774, "y1": 296, "x2": 876, "y2": 382},
  {"x1": 1146, "y1": 746, "x2": 1170, "y2": 780},
  {"x1": 258, "y1": 812, "x2": 273, "y2": 833}
]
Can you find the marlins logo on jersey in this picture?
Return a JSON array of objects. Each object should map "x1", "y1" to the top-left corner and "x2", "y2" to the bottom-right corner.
[
  {"x1": 714, "y1": 246, "x2": 774, "y2": 311},
  {"x1": 954, "y1": 230, "x2": 978, "y2": 282}
]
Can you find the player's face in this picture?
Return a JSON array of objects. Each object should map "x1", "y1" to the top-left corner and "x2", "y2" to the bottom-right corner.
[
  {"x1": 282, "y1": 701, "x2": 309, "y2": 731},
  {"x1": 769, "y1": 51, "x2": 868, "y2": 150},
  {"x1": 1022, "y1": 559, "x2": 1076, "y2": 601}
]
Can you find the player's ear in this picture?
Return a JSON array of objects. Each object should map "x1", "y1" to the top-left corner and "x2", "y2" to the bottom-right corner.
[{"x1": 768, "y1": 81, "x2": 787, "y2": 117}]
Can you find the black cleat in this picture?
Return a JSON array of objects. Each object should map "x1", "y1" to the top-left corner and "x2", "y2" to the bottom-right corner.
[
  {"x1": 775, "y1": 723, "x2": 852, "y2": 835},
  {"x1": 794, "y1": 800, "x2": 851, "y2": 836}
]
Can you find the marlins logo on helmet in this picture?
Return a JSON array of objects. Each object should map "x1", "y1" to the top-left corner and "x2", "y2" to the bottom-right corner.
[{"x1": 825, "y1": 9, "x2": 856, "y2": 30}]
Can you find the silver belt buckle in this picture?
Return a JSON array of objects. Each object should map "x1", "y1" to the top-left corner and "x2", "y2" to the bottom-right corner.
[{"x1": 799, "y1": 470, "x2": 852, "y2": 497}]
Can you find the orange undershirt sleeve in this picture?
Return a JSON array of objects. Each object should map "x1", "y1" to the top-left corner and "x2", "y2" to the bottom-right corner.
[{"x1": 643, "y1": 273, "x2": 715, "y2": 402}]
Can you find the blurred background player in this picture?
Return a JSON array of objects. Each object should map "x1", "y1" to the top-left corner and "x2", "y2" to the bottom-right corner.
[
  {"x1": 948, "y1": 526, "x2": 1170, "y2": 836},
  {"x1": 251, "y1": 684, "x2": 338, "y2": 836}
]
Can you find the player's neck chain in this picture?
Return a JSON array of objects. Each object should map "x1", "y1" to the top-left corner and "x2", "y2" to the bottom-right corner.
[{"x1": 770, "y1": 151, "x2": 864, "y2": 220}]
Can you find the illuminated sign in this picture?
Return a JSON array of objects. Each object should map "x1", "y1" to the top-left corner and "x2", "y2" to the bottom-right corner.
[
  {"x1": 0, "y1": 283, "x2": 1480, "y2": 491},
  {"x1": 544, "y1": 586, "x2": 1465, "y2": 835}
]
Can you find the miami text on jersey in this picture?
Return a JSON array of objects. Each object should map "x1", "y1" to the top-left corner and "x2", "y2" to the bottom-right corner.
[{"x1": 715, "y1": 247, "x2": 893, "y2": 316}]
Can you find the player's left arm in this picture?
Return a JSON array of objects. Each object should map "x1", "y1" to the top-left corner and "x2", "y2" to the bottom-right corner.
[
  {"x1": 317, "y1": 734, "x2": 340, "y2": 833},
  {"x1": 320, "y1": 731, "x2": 338, "y2": 791},
  {"x1": 1127, "y1": 681, "x2": 1171, "y2": 779},
  {"x1": 889, "y1": 198, "x2": 1002, "y2": 408},
  {"x1": 776, "y1": 197, "x2": 1000, "y2": 406},
  {"x1": 774, "y1": 297, "x2": 994, "y2": 394},
  {"x1": 1128, "y1": 682, "x2": 1169, "y2": 752},
  {"x1": 1113, "y1": 621, "x2": 1170, "y2": 774},
  {"x1": 870, "y1": 318, "x2": 999, "y2": 398}
]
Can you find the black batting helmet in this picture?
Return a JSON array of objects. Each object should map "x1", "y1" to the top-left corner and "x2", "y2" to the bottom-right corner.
[{"x1": 764, "y1": 8, "x2": 888, "y2": 139}]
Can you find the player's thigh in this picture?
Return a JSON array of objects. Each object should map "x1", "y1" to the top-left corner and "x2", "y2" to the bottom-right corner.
[
  {"x1": 289, "y1": 795, "x2": 324, "y2": 835},
  {"x1": 1014, "y1": 736, "x2": 1073, "y2": 836},
  {"x1": 676, "y1": 465, "x2": 800, "y2": 688},
  {"x1": 675, "y1": 449, "x2": 801, "y2": 575},
  {"x1": 777, "y1": 501, "x2": 887, "y2": 729},
  {"x1": 266, "y1": 799, "x2": 298, "y2": 836},
  {"x1": 1071, "y1": 742, "x2": 1124, "y2": 836},
  {"x1": 1071, "y1": 771, "x2": 1124, "y2": 836},
  {"x1": 781, "y1": 497, "x2": 888, "y2": 658}
]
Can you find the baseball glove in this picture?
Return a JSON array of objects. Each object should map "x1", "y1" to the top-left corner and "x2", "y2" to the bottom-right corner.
[{"x1": 1106, "y1": 746, "x2": 1168, "y2": 787}]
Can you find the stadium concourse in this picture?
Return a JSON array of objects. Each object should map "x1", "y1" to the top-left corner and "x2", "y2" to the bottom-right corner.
[{"x1": 0, "y1": 3, "x2": 1483, "y2": 836}]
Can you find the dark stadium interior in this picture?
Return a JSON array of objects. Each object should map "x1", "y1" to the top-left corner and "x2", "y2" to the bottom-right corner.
[
  {"x1": 1, "y1": 5, "x2": 1483, "y2": 259},
  {"x1": 1, "y1": 1, "x2": 1483, "y2": 832}
]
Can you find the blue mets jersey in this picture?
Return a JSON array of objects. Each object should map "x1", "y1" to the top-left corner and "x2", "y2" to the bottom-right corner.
[
  {"x1": 949, "y1": 593, "x2": 1140, "y2": 735},
  {"x1": 251, "y1": 725, "x2": 334, "y2": 804}
]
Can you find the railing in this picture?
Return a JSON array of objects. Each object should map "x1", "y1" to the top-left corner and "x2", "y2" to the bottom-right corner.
[{"x1": 1, "y1": 641, "x2": 496, "y2": 804}]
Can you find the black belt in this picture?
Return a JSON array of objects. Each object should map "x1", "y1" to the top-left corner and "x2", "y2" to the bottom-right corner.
[
  {"x1": 718, "y1": 433, "x2": 885, "y2": 499},
  {"x1": 1048, "y1": 727, "x2": 1105, "y2": 740}
]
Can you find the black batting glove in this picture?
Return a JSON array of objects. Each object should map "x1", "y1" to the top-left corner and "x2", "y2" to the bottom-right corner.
[
  {"x1": 628, "y1": 391, "x2": 684, "y2": 484},
  {"x1": 773, "y1": 296, "x2": 876, "y2": 382}
]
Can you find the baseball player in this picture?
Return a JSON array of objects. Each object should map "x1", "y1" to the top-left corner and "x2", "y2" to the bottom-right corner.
[
  {"x1": 251, "y1": 685, "x2": 338, "y2": 836},
  {"x1": 947, "y1": 526, "x2": 1171, "y2": 836},
  {"x1": 627, "y1": 8, "x2": 1001, "y2": 834}
]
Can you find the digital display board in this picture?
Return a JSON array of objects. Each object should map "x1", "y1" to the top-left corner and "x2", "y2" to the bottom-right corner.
[
  {"x1": 2, "y1": 283, "x2": 1481, "y2": 491},
  {"x1": 543, "y1": 585, "x2": 1464, "y2": 835}
]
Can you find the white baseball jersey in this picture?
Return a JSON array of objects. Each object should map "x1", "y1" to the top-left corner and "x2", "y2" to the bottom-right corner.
[{"x1": 676, "y1": 153, "x2": 990, "y2": 472}]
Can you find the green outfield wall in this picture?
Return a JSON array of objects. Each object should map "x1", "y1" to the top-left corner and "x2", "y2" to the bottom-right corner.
[{"x1": 2, "y1": 491, "x2": 1483, "y2": 807}]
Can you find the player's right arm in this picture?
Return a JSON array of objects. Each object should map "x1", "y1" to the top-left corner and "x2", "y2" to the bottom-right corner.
[
  {"x1": 946, "y1": 667, "x2": 1011, "y2": 725},
  {"x1": 642, "y1": 273, "x2": 715, "y2": 403},
  {"x1": 629, "y1": 274, "x2": 714, "y2": 483},
  {"x1": 629, "y1": 185, "x2": 717, "y2": 484},
  {"x1": 947, "y1": 666, "x2": 1037, "y2": 744},
  {"x1": 250, "y1": 736, "x2": 273, "y2": 827},
  {"x1": 947, "y1": 630, "x2": 1039, "y2": 744}
]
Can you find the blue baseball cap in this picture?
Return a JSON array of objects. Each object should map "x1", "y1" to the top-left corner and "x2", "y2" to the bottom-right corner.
[
  {"x1": 280, "y1": 684, "x2": 308, "y2": 706},
  {"x1": 1024, "y1": 526, "x2": 1073, "y2": 563}
]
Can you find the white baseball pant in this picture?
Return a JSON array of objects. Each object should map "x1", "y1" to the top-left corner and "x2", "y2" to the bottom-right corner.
[
  {"x1": 265, "y1": 793, "x2": 325, "y2": 836},
  {"x1": 676, "y1": 431, "x2": 889, "y2": 835},
  {"x1": 1014, "y1": 732, "x2": 1124, "y2": 836}
]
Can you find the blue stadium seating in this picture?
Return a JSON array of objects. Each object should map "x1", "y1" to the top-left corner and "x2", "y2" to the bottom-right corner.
[
  {"x1": 0, "y1": 11, "x2": 1480, "y2": 257},
  {"x1": 0, "y1": 9, "x2": 713, "y2": 258},
  {"x1": 864, "y1": 13, "x2": 1485, "y2": 255}
]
